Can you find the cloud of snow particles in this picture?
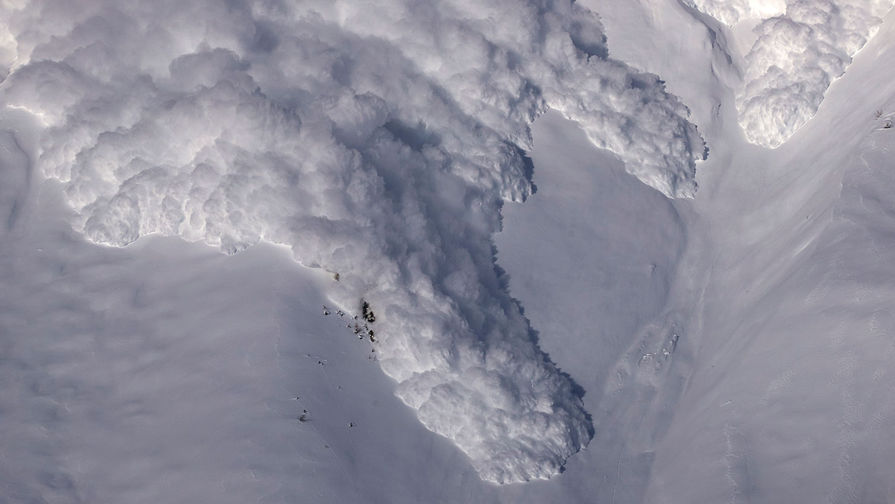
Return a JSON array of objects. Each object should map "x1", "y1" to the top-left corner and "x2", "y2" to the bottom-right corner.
[
  {"x1": 686, "y1": 0, "x2": 894, "y2": 148},
  {"x1": 684, "y1": 0, "x2": 785, "y2": 25},
  {"x1": 738, "y1": 0, "x2": 895, "y2": 147},
  {"x1": 0, "y1": 0, "x2": 705, "y2": 483}
]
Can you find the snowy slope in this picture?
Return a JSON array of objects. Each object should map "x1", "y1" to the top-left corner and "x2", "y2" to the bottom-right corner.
[
  {"x1": 0, "y1": 169, "x2": 489, "y2": 504},
  {"x1": 644, "y1": 8, "x2": 895, "y2": 502},
  {"x1": 559, "y1": 1, "x2": 895, "y2": 501},
  {"x1": 2, "y1": 0, "x2": 895, "y2": 502}
]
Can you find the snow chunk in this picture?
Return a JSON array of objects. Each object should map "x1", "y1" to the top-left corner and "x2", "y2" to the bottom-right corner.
[{"x1": 1, "y1": 0, "x2": 705, "y2": 483}]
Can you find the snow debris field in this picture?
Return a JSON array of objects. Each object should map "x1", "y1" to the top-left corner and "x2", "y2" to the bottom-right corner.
[{"x1": 3, "y1": 0, "x2": 895, "y2": 502}]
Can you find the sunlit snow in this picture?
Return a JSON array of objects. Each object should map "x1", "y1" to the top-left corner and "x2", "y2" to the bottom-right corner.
[{"x1": 2, "y1": 0, "x2": 895, "y2": 502}]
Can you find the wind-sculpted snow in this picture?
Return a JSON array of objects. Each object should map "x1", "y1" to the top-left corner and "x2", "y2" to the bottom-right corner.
[
  {"x1": 688, "y1": 0, "x2": 894, "y2": 148},
  {"x1": 0, "y1": 0, "x2": 704, "y2": 483}
]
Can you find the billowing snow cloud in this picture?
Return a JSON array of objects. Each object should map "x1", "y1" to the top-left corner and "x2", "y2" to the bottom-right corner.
[
  {"x1": 0, "y1": 0, "x2": 705, "y2": 483},
  {"x1": 687, "y1": 0, "x2": 894, "y2": 148},
  {"x1": 739, "y1": 0, "x2": 895, "y2": 147}
]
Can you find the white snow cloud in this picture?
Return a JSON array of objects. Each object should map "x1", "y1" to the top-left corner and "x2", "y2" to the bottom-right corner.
[
  {"x1": 687, "y1": 0, "x2": 894, "y2": 148},
  {"x1": 738, "y1": 0, "x2": 895, "y2": 147},
  {"x1": 0, "y1": 0, "x2": 705, "y2": 483}
]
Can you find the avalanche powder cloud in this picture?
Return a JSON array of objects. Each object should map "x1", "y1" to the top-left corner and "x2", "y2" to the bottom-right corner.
[
  {"x1": 688, "y1": 0, "x2": 895, "y2": 148},
  {"x1": 0, "y1": 0, "x2": 705, "y2": 483}
]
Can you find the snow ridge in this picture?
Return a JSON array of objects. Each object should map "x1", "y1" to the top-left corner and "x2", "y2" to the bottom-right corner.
[{"x1": 0, "y1": 0, "x2": 704, "y2": 483}]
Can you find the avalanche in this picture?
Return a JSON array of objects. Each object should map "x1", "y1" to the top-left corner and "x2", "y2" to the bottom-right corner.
[{"x1": 0, "y1": 0, "x2": 703, "y2": 483}]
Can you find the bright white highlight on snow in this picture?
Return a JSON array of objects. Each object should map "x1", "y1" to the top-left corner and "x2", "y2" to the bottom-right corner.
[
  {"x1": 685, "y1": 0, "x2": 785, "y2": 25},
  {"x1": 0, "y1": 0, "x2": 705, "y2": 483},
  {"x1": 688, "y1": 0, "x2": 895, "y2": 148}
]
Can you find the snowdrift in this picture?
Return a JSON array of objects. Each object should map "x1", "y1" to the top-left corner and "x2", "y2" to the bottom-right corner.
[{"x1": 0, "y1": 0, "x2": 705, "y2": 483}]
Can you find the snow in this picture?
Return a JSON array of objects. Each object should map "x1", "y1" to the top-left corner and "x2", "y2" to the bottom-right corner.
[
  {"x1": 681, "y1": 0, "x2": 895, "y2": 148},
  {"x1": 736, "y1": 0, "x2": 895, "y2": 148},
  {"x1": 0, "y1": 191, "x2": 481, "y2": 503},
  {"x1": 3, "y1": 0, "x2": 895, "y2": 501},
  {"x1": 494, "y1": 111, "x2": 695, "y2": 503},
  {"x1": 643, "y1": 10, "x2": 895, "y2": 500},
  {"x1": 684, "y1": 0, "x2": 786, "y2": 25},
  {"x1": 0, "y1": 0, "x2": 710, "y2": 485}
]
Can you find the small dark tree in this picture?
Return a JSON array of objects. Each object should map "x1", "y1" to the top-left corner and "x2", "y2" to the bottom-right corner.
[{"x1": 361, "y1": 300, "x2": 376, "y2": 323}]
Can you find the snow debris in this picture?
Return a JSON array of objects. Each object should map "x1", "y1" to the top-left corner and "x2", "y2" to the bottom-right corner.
[{"x1": 0, "y1": 0, "x2": 705, "y2": 483}]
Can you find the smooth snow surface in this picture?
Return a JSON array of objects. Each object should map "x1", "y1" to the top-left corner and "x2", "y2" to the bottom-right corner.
[{"x1": 3, "y1": 0, "x2": 895, "y2": 501}]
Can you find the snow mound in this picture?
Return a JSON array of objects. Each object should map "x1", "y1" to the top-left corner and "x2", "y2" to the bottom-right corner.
[
  {"x1": 0, "y1": 0, "x2": 705, "y2": 483},
  {"x1": 688, "y1": 0, "x2": 894, "y2": 148}
]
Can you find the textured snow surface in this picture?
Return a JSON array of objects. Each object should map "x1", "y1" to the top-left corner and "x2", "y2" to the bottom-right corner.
[
  {"x1": 0, "y1": 0, "x2": 706, "y2": 483},
  {"x1": 686, "y1": 0, "x2": 895, "y2": 147}
]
